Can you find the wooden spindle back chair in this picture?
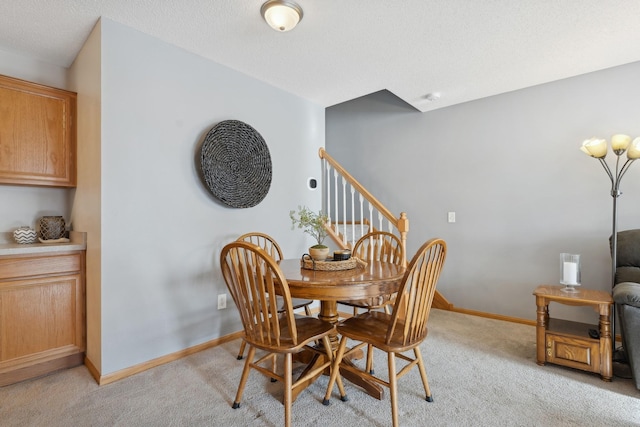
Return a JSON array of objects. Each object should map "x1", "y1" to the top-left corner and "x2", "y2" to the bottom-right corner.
[
  {"x1": 338, "y1": 231, "x2": 405, "y2": 374},
  {"x1": 220, "y1": 241, "x2": 344, "y2": 427},
  {"x1": 234, "y1": 232, "x2": 313, "y2": 360},
  {"x1": 341, "y1": 231, "x2": 405, "y2": 313},
  {"x1": 324, "y1": 238, "x2": 447, "y2": 427}
]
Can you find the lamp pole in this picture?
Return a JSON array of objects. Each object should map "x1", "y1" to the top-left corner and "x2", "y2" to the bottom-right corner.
[
  {"x1": 582, "y1": 135, "x2": 640, "y2": 355},
  {"x1": 596, "y1": 154, "x2": 635, "y2": 290}
]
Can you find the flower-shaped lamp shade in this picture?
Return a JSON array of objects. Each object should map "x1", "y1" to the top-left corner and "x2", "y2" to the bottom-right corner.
[
  {"x1": 627, "y1": 137, "x2": 640, "y2": 160},
  {"x1": 611, "y1": 134, "x2": 632, "y2": 153},
  {"x1": 580, "y1": 137, "x2": 608, "y2": 158}
]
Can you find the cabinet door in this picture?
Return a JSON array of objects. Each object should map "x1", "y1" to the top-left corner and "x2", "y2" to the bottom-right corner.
[
  {"x1": 0, "y1": 273, "x2": 84, "y2": 363},
  {"x1": 546, "y1": 332, "x2": 600, "y2": 374},
  {"x1": 0, "y1": 75, "x2": 76, "y2": 187}
]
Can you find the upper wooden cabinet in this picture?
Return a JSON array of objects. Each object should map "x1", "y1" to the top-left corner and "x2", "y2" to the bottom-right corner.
[{"x1": 0, "y1": 75, "x2": 77, "y2": 187}]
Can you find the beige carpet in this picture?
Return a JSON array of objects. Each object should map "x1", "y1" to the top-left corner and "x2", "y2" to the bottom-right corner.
[{"x1": 1, "y1": 309, "x2": 639, "y2": 426}]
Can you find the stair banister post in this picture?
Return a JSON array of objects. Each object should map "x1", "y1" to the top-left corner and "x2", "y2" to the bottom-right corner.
[
  {"x1": 397, "y1": 212, "x2": 409, "y2": 267},
  {"x1": 324, "y1": 159, "x2": 332, "y2": 227},
  {"x1": 350, "y1": 185, "x2": 356, "y2": 244}
]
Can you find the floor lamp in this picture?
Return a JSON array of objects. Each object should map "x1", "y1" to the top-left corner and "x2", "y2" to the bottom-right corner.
[{"x1": 580, "y1": 134, "x2": 640, "y2": 355}]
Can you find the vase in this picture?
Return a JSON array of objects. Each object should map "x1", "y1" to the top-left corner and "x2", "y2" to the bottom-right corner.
[
  {"x1": 39, "y1": 216, "x2": 66, "y2": 240},
  {"x1": 13, "y1": 226, "x2": 38, "y2": 244},
  {"x1": 309, "y1": 246, "x2": 330, "y2": 261}
]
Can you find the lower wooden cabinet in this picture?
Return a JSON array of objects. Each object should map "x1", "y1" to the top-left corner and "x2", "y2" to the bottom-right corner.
[
  {"x1": 545, "y1": 328, "x2": 601, "y2": 374},
  {"x1": 0, "y1": 251, "x2": 85, "y2": 386}
]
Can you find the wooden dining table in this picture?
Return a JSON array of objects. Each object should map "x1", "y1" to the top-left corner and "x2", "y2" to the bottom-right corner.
[{"x1": 277, "y1": 258, "x2": 406, "y2": 401}]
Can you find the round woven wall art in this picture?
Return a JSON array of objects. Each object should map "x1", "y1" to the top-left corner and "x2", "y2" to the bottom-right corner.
[{"x1": 200, "y1": 120, "x2": 272, "y2": 208}]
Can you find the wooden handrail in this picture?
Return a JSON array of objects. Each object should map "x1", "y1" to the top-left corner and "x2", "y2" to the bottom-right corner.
[
  {"x1": 319, "y1": 147, "x2": 409, "y2": 265},
  {"x1": 319, "y1": 148, "x2": 406, "y2": 230},
  {"x1": 318, "y1": 147, "x2": 452, "y2": 310}
]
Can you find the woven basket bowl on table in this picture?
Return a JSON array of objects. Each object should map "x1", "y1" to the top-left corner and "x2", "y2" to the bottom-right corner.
[{"x1": 300, "y1": 255, "x2": 364, "y2": 271}]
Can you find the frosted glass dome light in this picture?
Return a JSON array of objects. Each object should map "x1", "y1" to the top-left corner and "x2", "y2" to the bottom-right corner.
[{"x1": 261, "y1": 0, "x2": 303, "y2": 32}]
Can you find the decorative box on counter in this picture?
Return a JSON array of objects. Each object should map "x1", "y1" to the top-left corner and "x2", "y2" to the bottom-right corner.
[{"x1": 13, "y1": 227, "x2": 38, "y2": 244}]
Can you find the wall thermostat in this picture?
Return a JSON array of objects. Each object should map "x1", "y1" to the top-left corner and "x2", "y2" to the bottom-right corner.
[{"x1": 308, "y1": 177, "x2": 317, "y2": 190}]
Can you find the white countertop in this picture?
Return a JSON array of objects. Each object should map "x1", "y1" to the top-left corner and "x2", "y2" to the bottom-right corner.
[{"x1": 0, "y1": 231, "x2": 86, "y2": 256}]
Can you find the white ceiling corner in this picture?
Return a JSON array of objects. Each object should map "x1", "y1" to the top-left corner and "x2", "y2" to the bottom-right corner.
[{"x1": 1, "y1": 0, "x2": 640, "y2": 112}]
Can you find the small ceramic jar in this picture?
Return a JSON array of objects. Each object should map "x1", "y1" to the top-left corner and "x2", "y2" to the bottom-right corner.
[
  {"x1": 333, "y1": 249, "x2": 352, "y2": 261},
  {"x1": 13, "y1": 226, "x2": 38, "y2": 244}
]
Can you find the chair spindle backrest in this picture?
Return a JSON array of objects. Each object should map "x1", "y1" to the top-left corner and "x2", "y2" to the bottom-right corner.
[
  {"x1": 220, "y1": 241, "x2": 297, "y2": 348},
  {"x1": 353, "y1": 231, "x2": 404, "y2": 266},
  {"x1": 387, "y1": 238, "x2": 447, "y2": 346},
  {"x1": 237, "y1": 232, "x2": 284, "y2": 261}
]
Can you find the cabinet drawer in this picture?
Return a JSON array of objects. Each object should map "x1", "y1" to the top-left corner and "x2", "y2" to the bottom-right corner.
[
  {"x1": 545, "y1": 332, "x2": 600, "y2": 373},
  {"x1": 0, "y1": 254, "x2": 81, "y2": 281}
]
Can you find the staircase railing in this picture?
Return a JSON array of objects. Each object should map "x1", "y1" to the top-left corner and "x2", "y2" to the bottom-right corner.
[
  {"x1": 319, "y1": 147, "x2": 452, "y2": 310},
  {"x1": 319, "y1": 148, "x2": 409, "y2": 266}
]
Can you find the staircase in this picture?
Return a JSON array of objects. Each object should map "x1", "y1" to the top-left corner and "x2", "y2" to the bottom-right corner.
[{"x1": 318, "y1": 147, "x2": 451, "y2": 309}]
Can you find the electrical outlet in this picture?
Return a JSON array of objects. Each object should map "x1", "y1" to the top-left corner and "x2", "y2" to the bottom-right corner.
[
  {"x1": 447, "y1": 212, "x2": 456, "y2": 223},
  {"x1": 217, "y1": 294, "x2": 227, "y2": 310}
]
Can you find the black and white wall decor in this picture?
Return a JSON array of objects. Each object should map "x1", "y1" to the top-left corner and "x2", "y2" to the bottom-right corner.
[{"x1": 200, "y1": 120, "x2": 272, "y2": 208}]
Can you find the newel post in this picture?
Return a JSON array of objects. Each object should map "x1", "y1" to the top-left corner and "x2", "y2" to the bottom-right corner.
[{"x1": 397, "y1": 212, "x2": 409, "y2": 267}]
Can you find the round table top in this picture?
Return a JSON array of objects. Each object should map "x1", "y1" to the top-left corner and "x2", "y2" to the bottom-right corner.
[{"x1": 278, "y1": 258, "x2": 406, "y2": 301}]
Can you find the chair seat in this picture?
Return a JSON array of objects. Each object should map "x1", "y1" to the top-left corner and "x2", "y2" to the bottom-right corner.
[
  {"x1": 236, "y1": 296, "x2": 313, "y2": 361},
  {"x1": 291, "y1": 297, "x2": 314, "y2": 310},
  {"x1": 246, "y1": 314, "x2": 334, "y2": 353},
  {"x1": 338, "y1": 311, "x2": 427, "y2": 353},
  {"x1": 339, "y1": 294, "x2": 395, "y2": 310}
]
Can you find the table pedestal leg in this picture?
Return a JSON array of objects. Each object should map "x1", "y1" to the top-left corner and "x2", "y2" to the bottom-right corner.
[
  {"x1": 318, "y1": 300, "x2": 340, "y2": 350},
  {"x1": 293, "y1": 300, "x2": 384, "y2": 401}
]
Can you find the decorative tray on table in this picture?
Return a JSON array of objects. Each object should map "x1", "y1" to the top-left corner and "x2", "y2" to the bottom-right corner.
[{"x1": 300, "y1": 254, "x2": 365, "y2": 271}]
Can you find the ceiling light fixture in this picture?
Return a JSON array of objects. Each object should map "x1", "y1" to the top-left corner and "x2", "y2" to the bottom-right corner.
[{"x1": 261, "y1": 0, "x2": 303, "y2": 32}]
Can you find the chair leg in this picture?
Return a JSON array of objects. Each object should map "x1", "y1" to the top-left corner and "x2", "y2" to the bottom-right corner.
[
  {"x1": 321, "y1": 335, "x2": 347, "y2": 400},
  {"x1": 304, "y1": 305, "x2": 312, "y2": 316},
  {"x1": 323, "y1": 336, "x2": 349, "y2": 405},
  {"x1": 388, "y1": 352, "x2": 399, "y2": 427},
  {"x1": 284, "y1": 353, "x2": 292, "y2": 427},
  {"x1": 365, "y1": 344, "x2": 375, "y2": 374},
  {"x1": 233, "y1": 345, "x2": 256, "y2": 409},
  {"x1": 236, "y1": 340, "x2": 246, "y2": 360},
  {"x1": 353, "y1": 306, "x2": 358, "y2": 316},
  {"x1": 414, "y1": 347, "x2": 433, "y2": 401},
  {"x1": 271, "y1": 353, "x2": 278, "y2": 382}
]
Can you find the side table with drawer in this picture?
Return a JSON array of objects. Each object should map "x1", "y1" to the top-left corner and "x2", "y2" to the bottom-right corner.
[{"x1": 533, "y1": 285, "x2": 613, "y2": 381}]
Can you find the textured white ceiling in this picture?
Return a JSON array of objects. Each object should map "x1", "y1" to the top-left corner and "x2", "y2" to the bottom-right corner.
[{"x1": 2, "y1": 1, "x2": 640, "y2": 112}]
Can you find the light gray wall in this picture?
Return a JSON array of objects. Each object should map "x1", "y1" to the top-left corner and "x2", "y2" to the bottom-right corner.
[
  {"x1": 0, "y1": 49, "x2": 71, "y2": 239},
  {"x1": 75, "y1": 19, "x2": 324, "y2": 375},
  {"x1": 327, "y1": 62, "x2": 640, "y2": 323},
  {"x1": 0, "y1": 47, "x2": 68, "y2": 89}
]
